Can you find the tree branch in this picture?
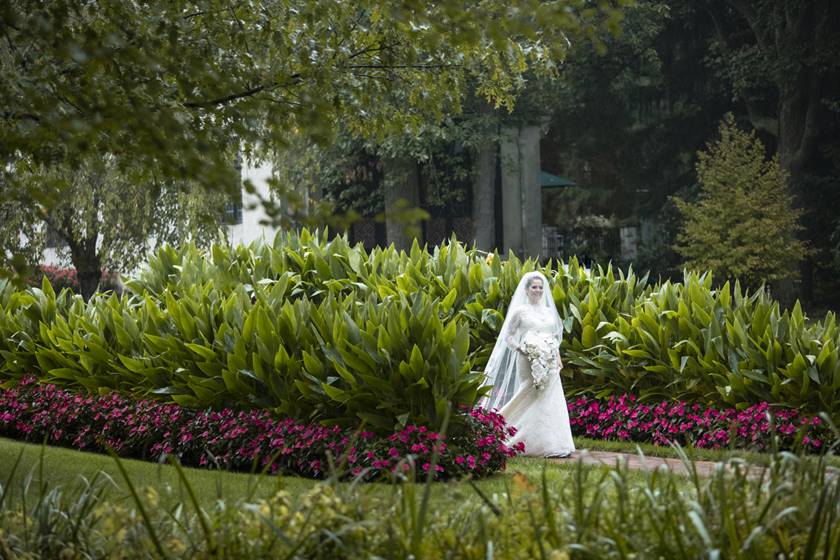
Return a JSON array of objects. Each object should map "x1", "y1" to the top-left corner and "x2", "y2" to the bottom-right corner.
[
  {"x1": 726, "y1": 0, "x2": 770, "y2": 50},
  {"x1": 744, "y1": 104, "x2": 779, "y2": 137},
  {"x1": 2, "y1": 111, "x2": 40, "y2": 122},
  {"x1": 227, "y1": 0, "x2": 257, "y2": 75},
  {"x1": 345, "y1": 40, "x2": 398, "y2": 61},
  {"x1": 183, "y1": 3, "x2": 245, "y2": 20},
  {"x1": 182, "y1": 72, "x2": 309, "y2": 108},
  {"x1": 182, "y1": 84, "x2": 268, "y2": 108},
  {"x1": 788, "y1": 2, "x2": 830, "y2": 172},
  {"x1": 2, "y1": 27, "x2": 26, "y2": 68},
  {"x1": 790, "y1": 70, "x2": 823, "y2": 173},
  {"x1": 343, "y1": 63, "x2": 459, "y2": 70}
]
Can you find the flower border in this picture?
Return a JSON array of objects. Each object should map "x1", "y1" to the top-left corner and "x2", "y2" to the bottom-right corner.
[
  {"x1": 568, "y1": 394, "x2": 833, "y2": 452},
  {"x1": 0, "y1": 377, "x2": 519, "y2": 480}
]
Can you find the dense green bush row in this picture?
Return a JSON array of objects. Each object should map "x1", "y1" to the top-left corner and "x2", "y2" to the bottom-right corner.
[
  {"x1": 0, "y1": 277, "x2": 475, "y2": 431},
  {"x1": 564, "y1": 274, "x2": 840, "y2": 417},
  {"x1": 1, "y1": 229, "x2": 839, "y2": 424}
]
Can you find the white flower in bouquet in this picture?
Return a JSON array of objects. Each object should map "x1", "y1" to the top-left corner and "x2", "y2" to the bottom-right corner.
[{"x1": 521, "y1": 331, "x2": 560, "y2": 391}]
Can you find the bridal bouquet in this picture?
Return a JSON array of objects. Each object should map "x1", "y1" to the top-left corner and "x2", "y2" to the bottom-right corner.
[{"x1": 521, "y1": 332, "x2": 560, "y2": 391}]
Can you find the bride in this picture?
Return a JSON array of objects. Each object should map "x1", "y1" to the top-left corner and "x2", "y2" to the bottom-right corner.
[{"x1": 481, "y1": 271, "x2": 575, "y2": 457}]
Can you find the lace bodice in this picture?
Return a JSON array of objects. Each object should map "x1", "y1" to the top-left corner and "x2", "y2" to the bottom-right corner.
[{"x1": 504, "y1": 304, "x2": 561, "y2": 350}]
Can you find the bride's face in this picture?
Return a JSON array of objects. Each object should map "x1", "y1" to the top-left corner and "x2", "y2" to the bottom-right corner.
[{"x1": 527, "y1": 278, "x2": 544, "y2": 303}]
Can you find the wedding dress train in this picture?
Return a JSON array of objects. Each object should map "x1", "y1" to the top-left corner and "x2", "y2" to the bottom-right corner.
[{"x1": 498, "y1": 304, "x2": 575, "y2": 457}]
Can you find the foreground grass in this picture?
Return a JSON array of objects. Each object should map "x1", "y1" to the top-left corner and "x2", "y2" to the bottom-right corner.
[
  {"x1": 3, "y1": 435, "x2": 836, "y2": 507},
  {"x1": 5, "y1": 435, "x2": 836, "y2": 509},
  {"x1": 0, "y1": 436, "x2": 293, "y2": 507},
  {"x1": 2, "y1": 437, "x2": 838, "y2": 558}
]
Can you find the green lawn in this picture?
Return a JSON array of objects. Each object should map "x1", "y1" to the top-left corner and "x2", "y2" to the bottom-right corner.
[{"x1": 0, "y1": 437, "x2": 681, "y2": 510}]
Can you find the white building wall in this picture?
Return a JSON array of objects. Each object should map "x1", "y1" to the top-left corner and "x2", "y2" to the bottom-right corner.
[
  {"x1": 41, "y1": 246, "x2": 67, "y2": 268},
  {"x1": 228, "y1": 159, "x2": 281, "y2": 246}
]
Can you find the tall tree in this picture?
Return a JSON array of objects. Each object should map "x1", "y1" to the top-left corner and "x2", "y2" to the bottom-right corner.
[
  {"x1": 539, "y1": 1, "x2": 732, "y2": 271},
  {"x1": 1, "y1": 0, "x2": 623, "y2": 189},
  {"x1": 2, "y1": 158, "x2": 228, "y2": 300},
  {"x1": 706, "y1": 0, "x2": 840, "y2": 180},
  {"x1": 705, "y1": 0, "x2": 840, "y2": 301},
  {"x1": 673, "y1": 114, "x2": 806, "y2": 289}
]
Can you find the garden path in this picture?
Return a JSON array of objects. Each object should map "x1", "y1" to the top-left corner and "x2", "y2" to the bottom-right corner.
[{"x1": 562, "y1": 450, "x2": 838, "y2": 480}]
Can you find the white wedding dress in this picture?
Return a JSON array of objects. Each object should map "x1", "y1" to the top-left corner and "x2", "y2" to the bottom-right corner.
[{"x1": 498, "y1": 304, "x2": 576, "y2": 457}]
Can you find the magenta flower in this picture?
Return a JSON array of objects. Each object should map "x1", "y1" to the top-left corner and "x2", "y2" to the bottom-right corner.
[
  {"x1": 565, "y1": 393, "x2": 832, "y2": 453},
  {"x1": 0, "y1": 377, "x2": 520, "y2": 481}
]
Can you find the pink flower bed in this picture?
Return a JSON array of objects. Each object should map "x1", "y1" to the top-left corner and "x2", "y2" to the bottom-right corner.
[
  {"x1": 567, "y1": 394, "x2": 834, "y2": 452},
  {"x1": 0, "y1": 377, "x2": 519, "y2": 480},
  {"x1": 32, "y1": 265, "x2": 79, "y2": 292}
]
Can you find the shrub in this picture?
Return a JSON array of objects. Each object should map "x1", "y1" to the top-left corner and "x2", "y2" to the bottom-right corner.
[
  {"x1": 673, "y1": 113, "x2": 807, "y2": 287},
  {"x1": 0, "y1": 377, "x2": 519, "y2": 481},
  {"x1": 1, "y1": 229, "x2": 839, "y2": 423},
  {"x1": 561, "y1": 272, "x2": 840, "y2": 420},
  {"x1": 33, "y1": 265, "x2": 79, "y2": 292},
  {"x1": 0, "y1": 275, "x2": 480, "y2": 432}
]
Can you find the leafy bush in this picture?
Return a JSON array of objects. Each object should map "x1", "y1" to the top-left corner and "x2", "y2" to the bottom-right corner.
[
  {"x1": 562, "y1": 272, "x2": 840, "y2": 420},
  {"x1": 0, "y1": 377, "x2": 518, "y2": 480},
  {"x1": 1, "y1": 228, "x2": 839, "y2": 424},
  {"x1": 0, "y1": 275, "x2": 479, "y2": 431},
  {"x1": 568, "y1": 394, "x2": 832, "y2": 452}
]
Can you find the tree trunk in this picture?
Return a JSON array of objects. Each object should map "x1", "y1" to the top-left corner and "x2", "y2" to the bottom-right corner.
[
  {"x1": 471, "y1": 142, "x2": 498, "y2": 252},
  {"x1": 68, "y1": 236, "x2": 101, "y2": 301},
  {"x1": 724, "y1": 0, "x2": 837, "y2": 304},
  {"x1": 777, "y1": 72, "x2": 820, "y2": 184},
  {"x1": 777, "y1": 70, "x2": 819, "y2": 303},
  {"x1": 382, "y1": 156, "x2": 421, "y2": 252}
]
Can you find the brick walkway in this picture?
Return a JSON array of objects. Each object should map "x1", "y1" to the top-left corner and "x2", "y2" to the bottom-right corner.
[
  {"x1": 559, "y1": 450, "x2": 766, "y2": 478},
  {"x1": 553, "y1": 450, "x2": 839, "y2": 480}
]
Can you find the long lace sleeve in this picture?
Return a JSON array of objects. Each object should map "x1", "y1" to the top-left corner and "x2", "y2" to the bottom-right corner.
[{"x1": 503, "y1": 307, "x2": 523, "y2": 351}]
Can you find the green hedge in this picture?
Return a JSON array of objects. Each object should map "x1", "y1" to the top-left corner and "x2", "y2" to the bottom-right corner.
[
  {"x1": 1, "y1": 229, "x2": 838, "y2": 425},
  {"x1": 0, "y1": 278, "x2": 476, "y2": 431},
  {"x1": 564, "y1": 273, "x2": 840, "y2": 417}
]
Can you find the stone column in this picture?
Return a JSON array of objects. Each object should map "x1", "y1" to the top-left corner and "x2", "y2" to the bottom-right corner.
[
  {"x1": 500, "y1": 126, "x2": 523, "y2": 255},
  {"x1": 500, "y1": 125, "x2": 543, "y2": 258},
  {"x1": 471, "y1": 142, "x2": 497, "y2": 252},
  {"x1": 382, "y1": 156, "x2": 421, "y2": 252},
  {"x1": 520, "y1": 125, "x2": 543, "y2": 258}
]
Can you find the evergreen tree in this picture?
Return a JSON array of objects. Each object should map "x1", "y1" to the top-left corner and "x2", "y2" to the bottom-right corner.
[{"x1": 674, "y1": 114, "x2": 807, "y2": 288}]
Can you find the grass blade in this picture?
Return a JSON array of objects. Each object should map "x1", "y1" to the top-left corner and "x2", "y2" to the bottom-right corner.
[
  {"x1": 168, "y1": 455, "x2": 216, "y2": 555},
  {"x1": 110, "y1": 452, "x2": 169, "y2": 559}
]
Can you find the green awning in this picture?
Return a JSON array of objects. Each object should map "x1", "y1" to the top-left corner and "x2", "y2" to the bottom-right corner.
[{"x1": 540, "y1": 171, "x2": 576, "y2": 188}]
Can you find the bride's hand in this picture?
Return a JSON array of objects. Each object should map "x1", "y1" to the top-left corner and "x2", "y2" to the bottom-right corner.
[{"x1": 557, "y1": 354, "x2": 564, "y2": 370}]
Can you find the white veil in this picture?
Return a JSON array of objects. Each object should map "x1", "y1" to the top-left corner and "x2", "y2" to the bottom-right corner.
[{"x1": 480, "y1": 271, "x2": 563, "y2": 411}]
